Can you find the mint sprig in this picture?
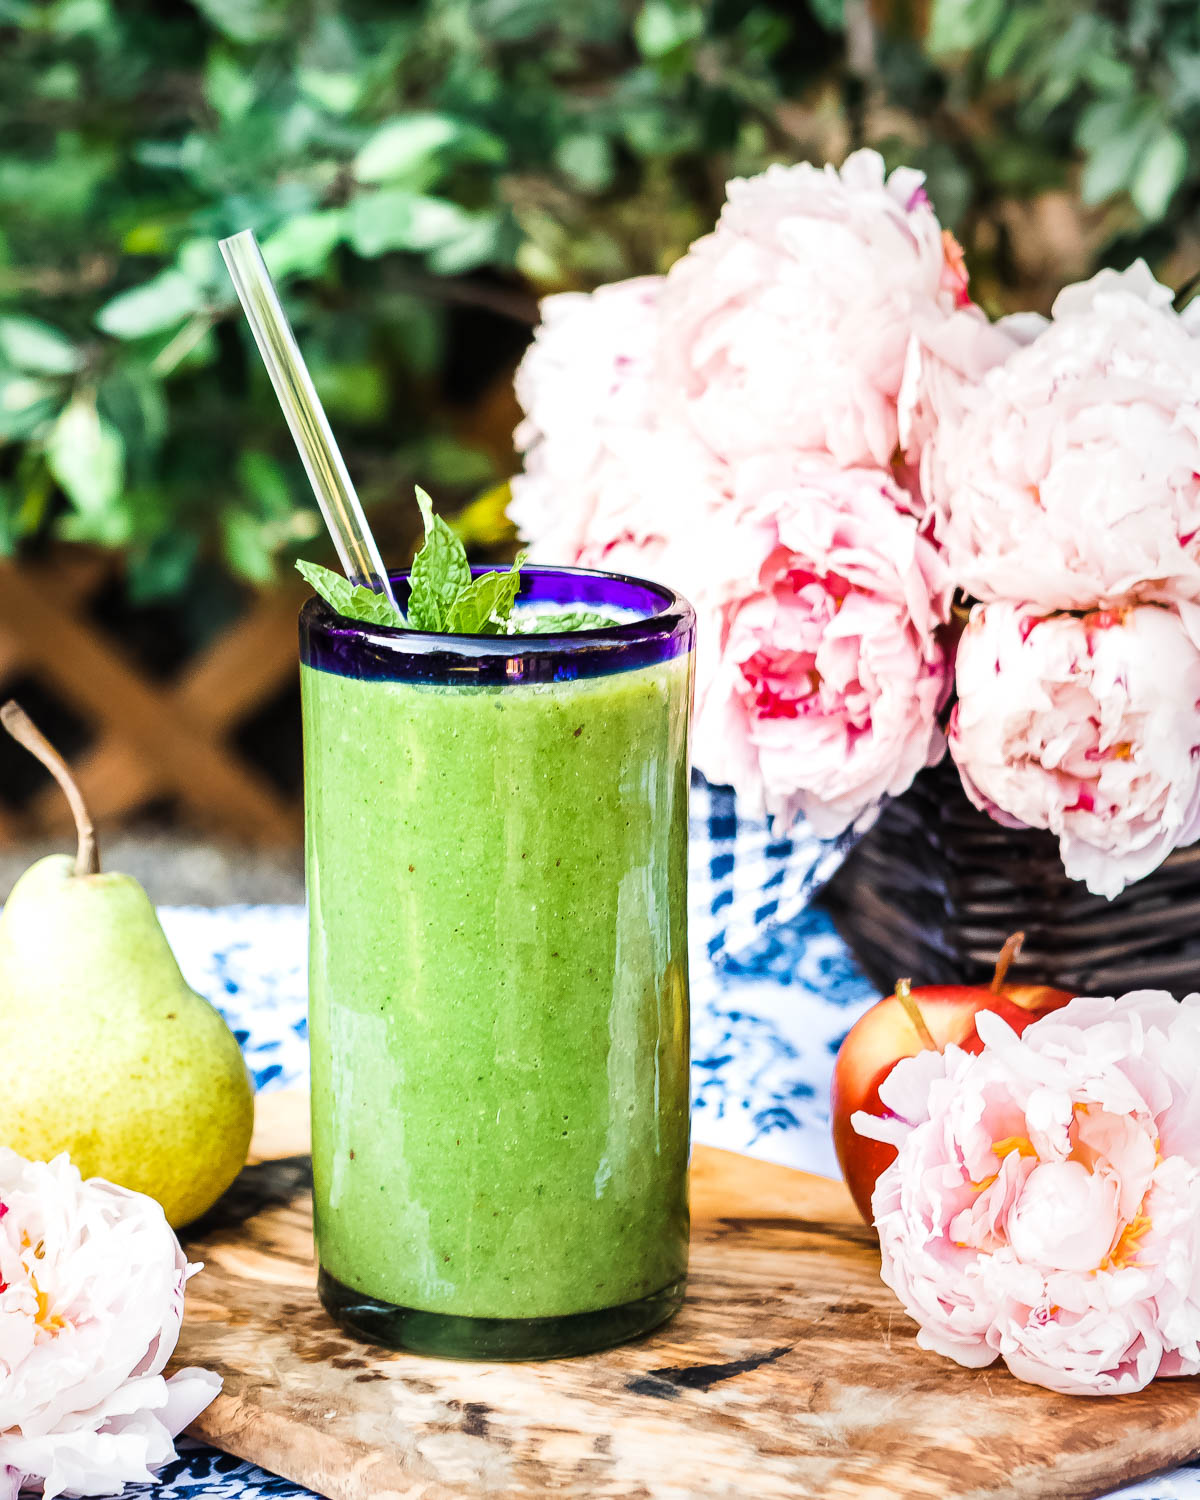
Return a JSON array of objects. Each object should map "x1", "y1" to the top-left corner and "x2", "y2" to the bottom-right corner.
[
  {"x1": 524, "y1": 609, "x2": 618, "y2": 633},
  {"x1": 298, "y1": 487, "x2": 618, "y2": 636},
  {"x1": 446, "y1": 556, "x2": 528, "y2": 634},
  {"x1": 408, "y1": 484, "x2": 472, "y2": 631},
  {"x1": 407, "y1": 484, "x2": 526, "y2": 634},
  {"x1": 295, "y1": 560, "x2": 402, "y2": 628}
]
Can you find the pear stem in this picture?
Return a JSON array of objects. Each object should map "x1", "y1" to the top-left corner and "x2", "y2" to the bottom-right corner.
[
  {"x1": 0, "y1": 701, "x2": 99, "y2": 877},
  {"x1": 895, "y1": 978, "x2": 938, "y2": 1052},
  {"x1": 991, "y1": 932, "x2": 1026, "y2": 993}
]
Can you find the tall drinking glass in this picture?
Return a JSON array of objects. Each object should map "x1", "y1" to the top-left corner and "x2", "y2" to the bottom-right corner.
[{"x1": 300, "y1": 567, "x2": 694, "y2": 1360}]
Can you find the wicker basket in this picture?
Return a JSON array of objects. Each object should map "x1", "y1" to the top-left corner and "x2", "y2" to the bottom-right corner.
[{"x1": 821, "y1": 757, "x2": 1200, "y2": 998}]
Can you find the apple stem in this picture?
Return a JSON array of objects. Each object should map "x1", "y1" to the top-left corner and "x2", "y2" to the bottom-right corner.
[
  {"x1": 0, "y1": 700, "x2": 99, "y2": 878},
  {"x1": 991, "y1": 932, "x2": 1026, "y2": 993},
  {"x1": 895, "y1": 978, "x2": 938, "y2": 1052}
]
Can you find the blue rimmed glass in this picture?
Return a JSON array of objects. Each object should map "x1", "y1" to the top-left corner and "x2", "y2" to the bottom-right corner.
[{"x1": 300, "y1": 567, "x2": 695, "y2": 1360}]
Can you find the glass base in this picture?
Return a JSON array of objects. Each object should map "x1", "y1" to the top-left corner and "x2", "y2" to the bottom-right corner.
[{"x1": 318, "y1": 1267, "x2": 686, "y2": 1361}]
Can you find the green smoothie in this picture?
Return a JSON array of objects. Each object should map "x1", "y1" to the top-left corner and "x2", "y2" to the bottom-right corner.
[{"x1": 302, "y1": 643, "x2": 691, "y2": 1332}]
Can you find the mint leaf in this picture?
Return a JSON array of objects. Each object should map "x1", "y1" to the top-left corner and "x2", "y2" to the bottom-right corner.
[
  {"x1": 520, "y1": 609, "x2": 618, "y2": 634},
  {"x1": 447, "y1": 555, "x2": 525, "y2": 634},
  {"x1": 408, "y1": 484, "x2": 471, "y2": 631},
  {"x1": 299, "y1": 489, "x2": 617, "y2": 641},
  {"x1": 296, "y1": 559, "x2": 403, "y2": 628}
]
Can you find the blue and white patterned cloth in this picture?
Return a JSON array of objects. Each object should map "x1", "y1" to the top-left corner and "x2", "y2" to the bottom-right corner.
[
  {"x1": 82, "y1": 884, "x2": 1196, "y2": 1500},
  {"x1": 687, "y1": 772, "x2": 855, "y2": 968}
]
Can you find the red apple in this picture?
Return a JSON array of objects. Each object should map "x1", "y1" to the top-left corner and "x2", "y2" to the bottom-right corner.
[{"x1": 831, "y1": 934, "x2": 1074, "y2": 1225}]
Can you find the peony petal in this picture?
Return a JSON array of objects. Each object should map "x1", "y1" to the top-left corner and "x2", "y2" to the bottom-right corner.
[
  {"x1": 0, "y1": 1149, "x2": 220, "y2": 1496},
  {"x1": 950, "y1": 603, "x2": 1200, "y2": 898},
  {"x1": 870, "y1": 990, "x2": 1200, "y2": 1397},
  {"x1": 930, "y1": 263, "x2": 1200, "y2": 610},
  {"x1": 160, "y1": 1368, "x2": 222, "y2": 1436}
]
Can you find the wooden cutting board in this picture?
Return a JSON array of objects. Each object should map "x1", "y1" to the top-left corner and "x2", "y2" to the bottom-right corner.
[{"x1": 174, "y1": 1092, "x2": 1200, "y2": 1500}]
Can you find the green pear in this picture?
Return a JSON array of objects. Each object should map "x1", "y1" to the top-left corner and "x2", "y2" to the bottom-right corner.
[{"x1": 0, "y1": 701, "x2": 254, "y2": 1227}]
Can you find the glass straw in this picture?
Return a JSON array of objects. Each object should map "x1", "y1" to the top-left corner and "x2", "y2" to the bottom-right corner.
[{"x1": 218, "y1": 229, "x2": 400, "y2": 614}]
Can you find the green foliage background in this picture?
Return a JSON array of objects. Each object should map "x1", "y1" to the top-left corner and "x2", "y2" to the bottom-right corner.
[{"x1": 0, "y1": 0, "x2": 1195, "y2": 606}]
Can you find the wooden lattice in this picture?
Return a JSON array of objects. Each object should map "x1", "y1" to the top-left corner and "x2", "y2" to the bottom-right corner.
[{"x1": 0, "y1": 549, "x2": 303, "y2": 845}]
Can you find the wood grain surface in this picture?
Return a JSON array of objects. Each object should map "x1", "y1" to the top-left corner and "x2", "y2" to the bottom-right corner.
[{"x1": 173, "y1": 1091, "x2": 1200, "y2": 1500}]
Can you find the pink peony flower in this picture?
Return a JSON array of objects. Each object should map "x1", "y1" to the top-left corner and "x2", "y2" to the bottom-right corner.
[
  {"x1": 509, "y1": 275, "x2": 729, "y2": 576},
  {"x1": 931, "y1": 261, "x2": 1200, "y2": 608},
  {"x1": 656, "y1": 148, "x2": 968, "y2": 470},
  {"x1": 949, "y1": 600, "x2": 1200, "y2": 898},
  {"x1": 897, "y1": 306, "x2": 1044, "y2": 520},
  {"x1": 689, "y1": 454, "x2": 951, "y2": 835},
  {"x1": 855, "y1": 990, "x2": 1200, "y2": 1396},
  {"x1": 0, "y1": 1151, "x2": 220, "y2": 1500}
]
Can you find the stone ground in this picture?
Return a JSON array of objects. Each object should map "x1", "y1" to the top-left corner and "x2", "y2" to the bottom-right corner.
[{"x1": 0, "y1": 831, "x2": 305, "y2": 906}]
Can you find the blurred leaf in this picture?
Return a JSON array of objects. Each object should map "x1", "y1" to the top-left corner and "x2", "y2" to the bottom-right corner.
[
  {"x1": 349, "y1": 189, "x2": 495, "y2": 259},
  {"x1": 405, "y1": 434, "x2": 497, "y2": 489},
  {"x1": 298, "y1": 68, "x2": 363, "y2": 115},
  {"x1": 626, "y1": 108, "x2": 702, "y2": 158},
  {"x1": 985, "y1": 9, "x2": 1041, "y2": 78},
  {"x1": 427, "y1": 214, "x2": 504, "y2": 274},
  {"x1": 1131, "y1": 128, "x2": 1188, "y2": 220},
  {"x1": 96, "y1": 271, "x2": 204, "y2": 340},
  {"x1": 149, "y1": 317, "x2": 218, "y2": 378},
  {"x1": 349, "y1": 189, "x2": 420, "y2": 256},
  {"x1": 187, "y1": 0, "x2": 290, "y2": 44},
  {"x1": 205, "y1": 51, "x2": 256, "y2": 123},
  {"x1": 0, "y1": 317, "x2": 81, "y2": 375},
  {"x1": 237, "y1": 448, "x2": 296, "y2": 516},
  {"x1": 0, "y1": 482, "x2": 16, "y2": 555},
  {"x1": 475, "y1": 0, "x2": 605, "y2": 44},
  {"x1": 1077, "y1": 97, "x2": 1135, "y2": 154},
  {"x1": 1021, "y1": 14, "x2": 1111, "y2": 122},
  {"x1": 1168, "y1": 50, "x2": 1200, "y2": 111},
  {"x1": 0, "y1": 375, "x2": 60, "y2": 440},
  {"x1": 227, "y1": 497, "x2": 321, "y2": 581},
  {"x1": 1127, "y1": 0, "x2": 1164, "y2": 51},
  {"x1": 377, "y1": 294, "x2": 444, "y2": 378},
  {"x1": 1079, "y1": 99, "x2": 1159, "y2": 204},
  {"x1": 46, "y1": 0, "x2": 110, "y2": 37},
  {"x1": 221, "y1": 506, "x2": 278, "y2": 584},
  {"x1": 0, "y1": 133, "x2": 115, "y2": 220},
  {"x1": 312, "y1": 361, "x2": 389, "y2": 423},
  {"x1": 46, "y1": 393, "x2": 125, "y2": 517},
  {"x1": 1081, "y1": 52, "x2": 1136, "y2": 95},
  {"x1": 58, "y1": 482, "x2": 157, "y2": 547},
  {"x1": 554, "y1": 134, "x2": 616, "y2": 192},
  {"x1": 97, "y1": 366, "x2": 167, "y2": 476},
  {"x1": 177, "y1": 239, "x2": 227, "y2": 297},
  {"x1": 806, "y1": 0, "x2": 843, "y2": 31},
  {"x1": 34, "y1": 60, "x2": 79, "y2": 99},
  {"x1": 355, "y1": 114, "x2": 502, "y2": 184},
  {"x1": 262, "y1": 211, "x2": 346, "y2": 280},
  {"x1": 634, "y1": 1, "x2": 704, "y2": 60},
  {"x1": 514, "y1": 236, "x2": 564, "y2": 287},
  {"x1": 123, "y1": 221, "x2": 173, "y2": 255},
  {"x1": 126, "y1": 530, "x2": 201, "y2": 603},
  {"x1": 928, "y1": 0, "x2": 1005, "y2": 55}
]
